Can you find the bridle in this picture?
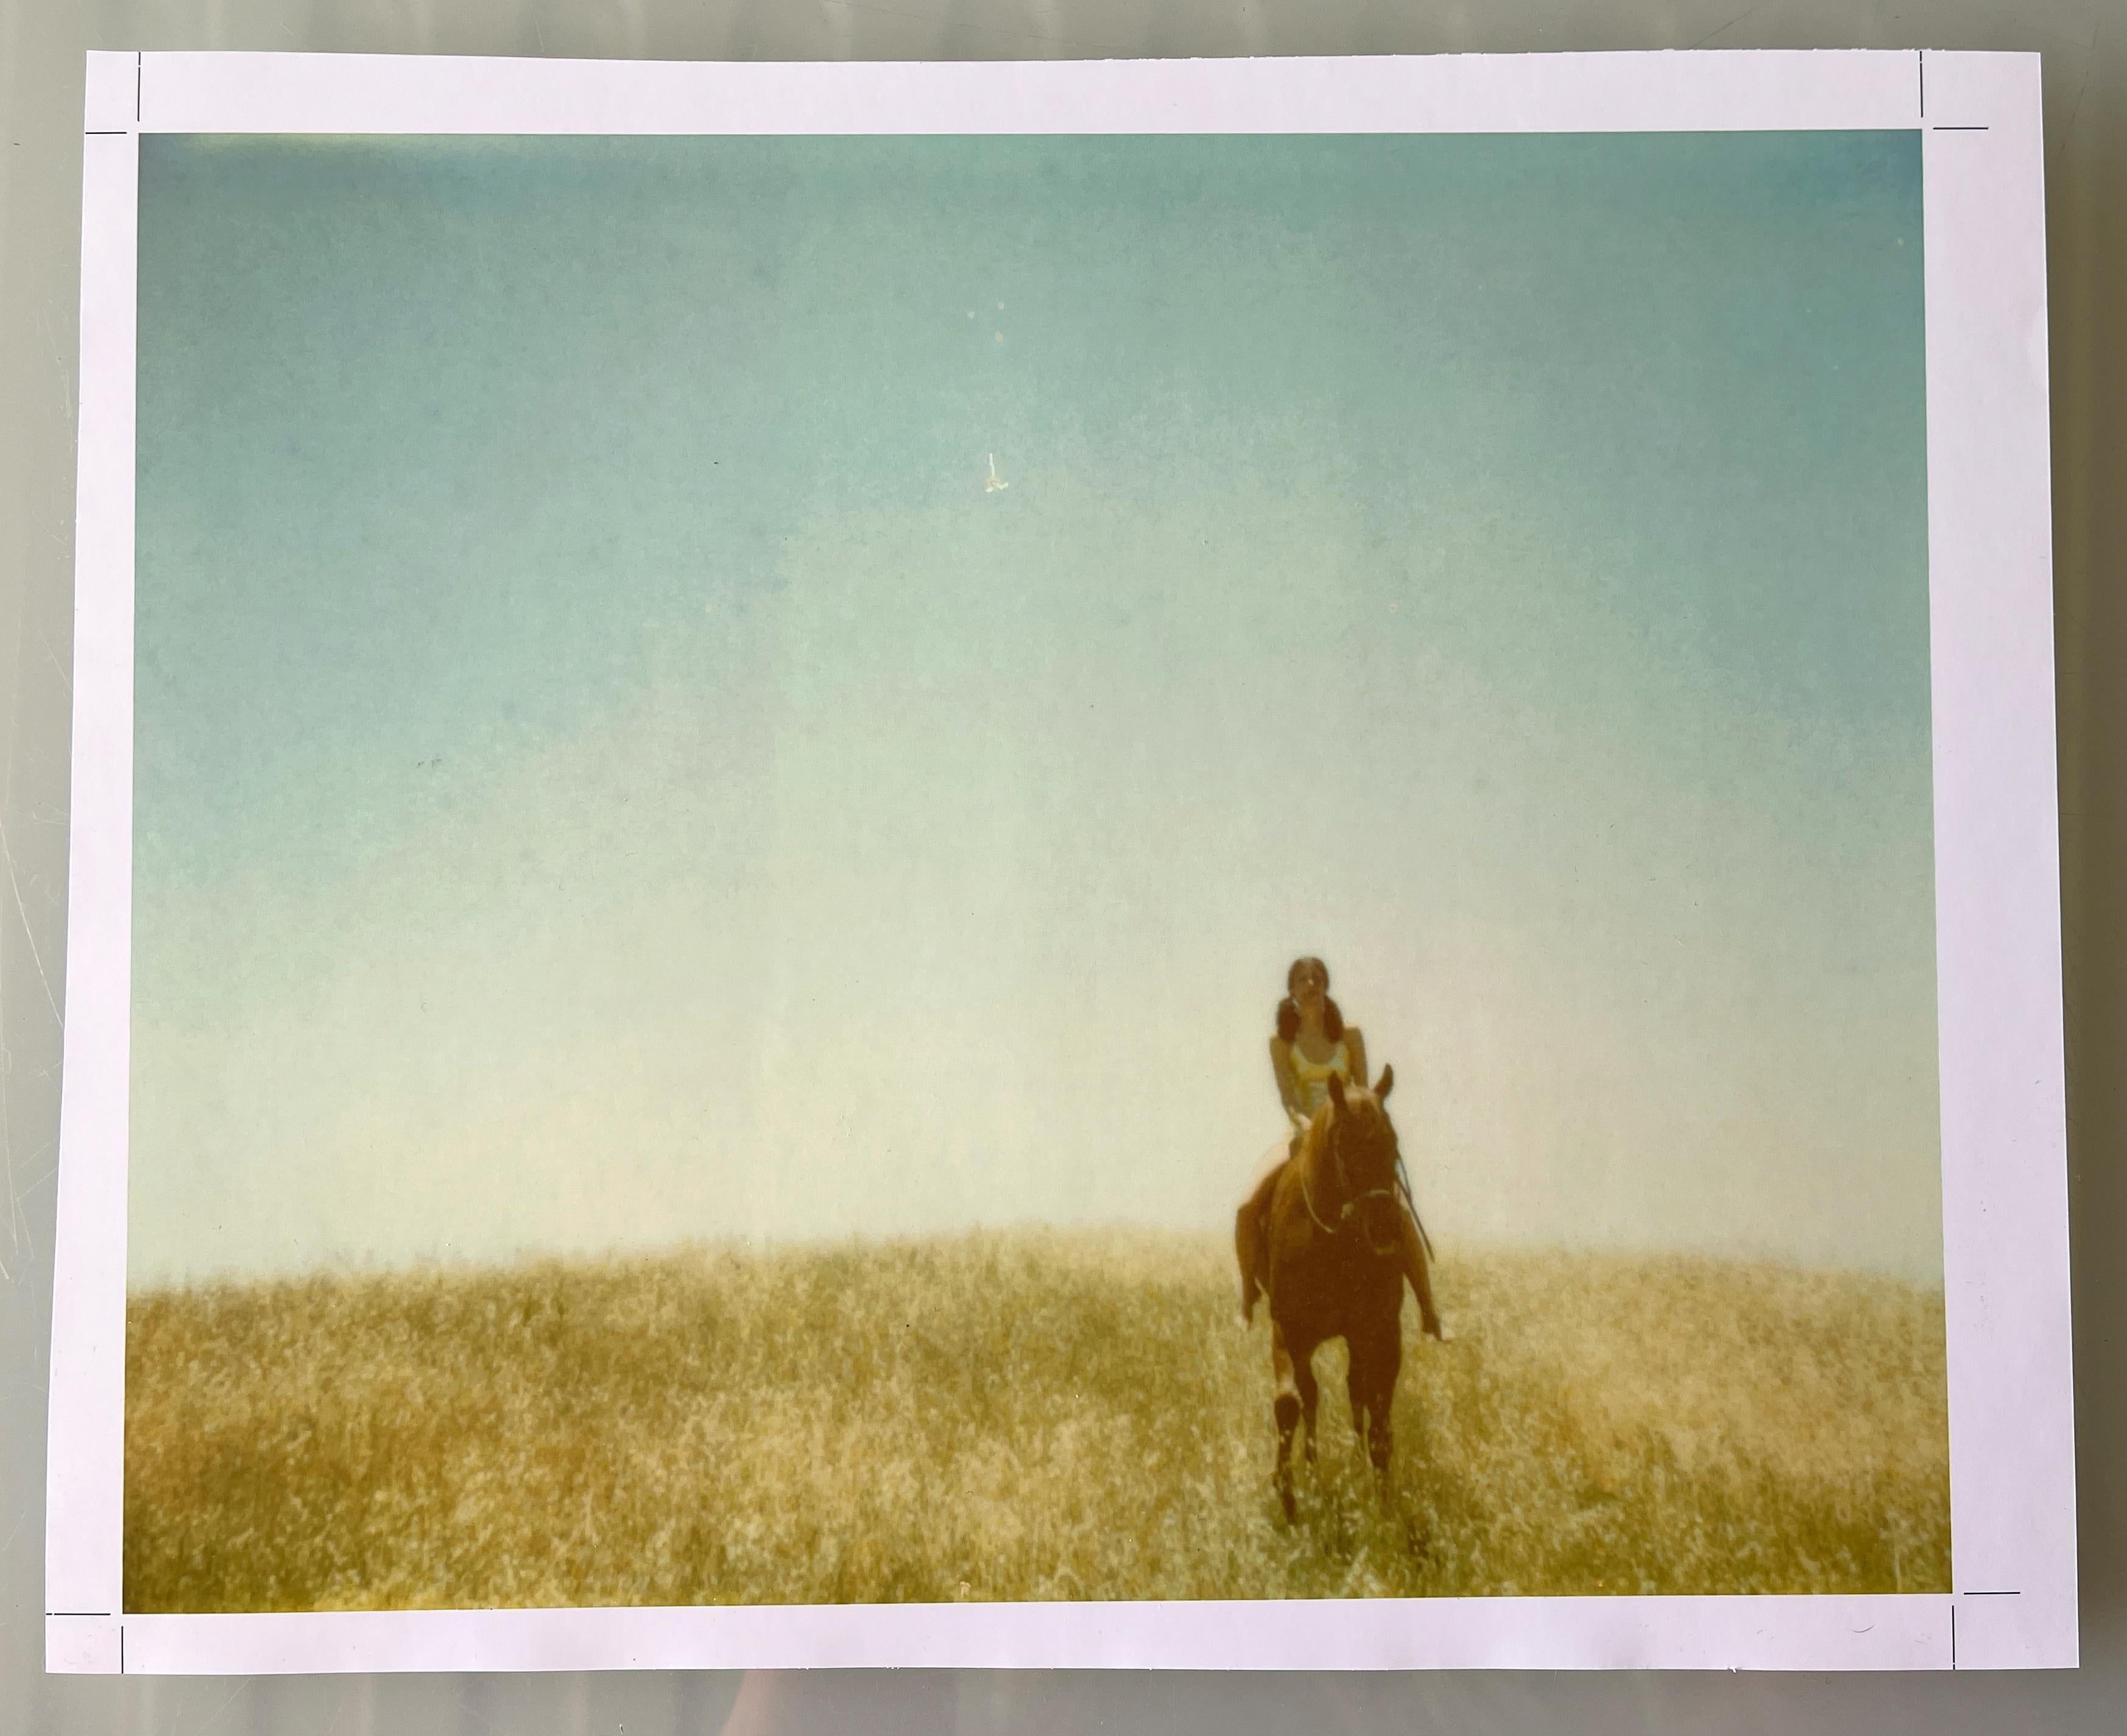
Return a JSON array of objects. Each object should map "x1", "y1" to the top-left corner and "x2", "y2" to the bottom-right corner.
[{"x1": 1299, "y1": 1115, "x2": 1409, "y2": 1253}]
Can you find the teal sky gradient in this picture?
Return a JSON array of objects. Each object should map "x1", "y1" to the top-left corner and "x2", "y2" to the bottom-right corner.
[{"x1": 130, "y1": 132, "x2": 1939, "y2": 1284}]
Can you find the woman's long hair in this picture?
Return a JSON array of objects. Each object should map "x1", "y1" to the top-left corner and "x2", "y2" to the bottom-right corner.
[{"x1": 1275, "y1": 956, "x2": 1345, "y2": 1044}]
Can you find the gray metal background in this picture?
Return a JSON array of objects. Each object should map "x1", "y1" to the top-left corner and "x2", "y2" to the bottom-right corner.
[{"x1": 2, "y1": 2, "x2": 2118, "y2": 1729}]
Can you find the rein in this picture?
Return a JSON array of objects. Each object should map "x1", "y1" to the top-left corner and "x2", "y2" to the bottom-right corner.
[
  {"x1": 1298, "y1": 1121, "x2": 1406, "y2": 1244},
  {"x1": 1396, "y1": 1152, "x2": 1437, "y2": 1263}
]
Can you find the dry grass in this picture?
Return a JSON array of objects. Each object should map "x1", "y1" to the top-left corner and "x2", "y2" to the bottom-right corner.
[{"x1": 124, "y1": 1229, "x2": 1949, "y2": 1611}]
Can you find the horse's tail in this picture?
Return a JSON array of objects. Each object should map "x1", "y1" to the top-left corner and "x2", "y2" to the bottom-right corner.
[
  {"x1": 1235, "y1": 1199, "x2": 1263, "y2": 1324},
  {"x1": 1235, "y1": 1161, "x2": 1283, "y2": 1324}
]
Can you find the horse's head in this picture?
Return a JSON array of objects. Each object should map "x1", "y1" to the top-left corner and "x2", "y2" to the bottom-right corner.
[{"x1": 1322, "y1": 1066, "x2": 1405, "y2": 1255}]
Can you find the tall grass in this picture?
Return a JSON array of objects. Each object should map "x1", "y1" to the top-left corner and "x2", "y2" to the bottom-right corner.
[{"x1": 123, "y1": 1230, "x2": 1949, "y2": 1611}]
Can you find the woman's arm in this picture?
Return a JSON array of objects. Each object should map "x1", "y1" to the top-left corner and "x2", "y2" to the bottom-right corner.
[
  {"x1": 1268, "y1": 1036, "x2": 1307, "y2": 1127},
  {"x1": 1347, "y1": 1026, "x2": 1369, "y2": 1093}
]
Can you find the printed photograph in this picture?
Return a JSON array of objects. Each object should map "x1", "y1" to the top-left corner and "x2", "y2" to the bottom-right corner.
[{"x1": 123, "y1": 128, "x2": 1947, "y2": 1612}]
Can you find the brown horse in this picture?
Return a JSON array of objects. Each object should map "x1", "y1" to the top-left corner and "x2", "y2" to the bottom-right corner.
[{"x1": 1234, "y1": 1066, "x2": 1411, "y2": 1519}]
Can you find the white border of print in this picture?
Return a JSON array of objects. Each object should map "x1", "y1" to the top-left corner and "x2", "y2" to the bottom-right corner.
[{"x1": 48, "y1": 48, "x2": 2072, "y2": 1675}]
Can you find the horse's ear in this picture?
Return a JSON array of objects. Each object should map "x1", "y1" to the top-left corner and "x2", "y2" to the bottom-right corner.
[
  {"x1": 1377, "y1": 1064, "x2": 1394, "y2": 1100},
  {"x1": 1325, "y1": 1072, "x2": 1347, "y2": 1113}
]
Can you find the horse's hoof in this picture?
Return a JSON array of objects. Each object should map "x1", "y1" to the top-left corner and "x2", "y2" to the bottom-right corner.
[{"x1": 1425, "y1": 1319, "x2": 1455, "y2": 1344}]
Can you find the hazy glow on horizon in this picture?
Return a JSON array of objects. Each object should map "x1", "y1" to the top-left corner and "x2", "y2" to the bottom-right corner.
[{"x1": 129, "y1": 132, "x2": 1941, "y2": 1286}]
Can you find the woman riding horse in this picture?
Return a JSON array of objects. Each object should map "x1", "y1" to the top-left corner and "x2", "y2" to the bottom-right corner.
[{"x1": 1237, "y1": 956, "x2": 1448, "y2": 1341}]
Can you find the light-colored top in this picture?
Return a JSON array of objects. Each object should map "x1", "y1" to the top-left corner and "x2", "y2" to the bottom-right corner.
[{"x1": 1287, "y1": 1037, "x2": 1353, "y2": 1119}]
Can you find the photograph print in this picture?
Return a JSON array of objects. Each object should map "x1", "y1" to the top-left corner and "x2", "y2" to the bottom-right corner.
[{"x1": 121, "y1": 124, "x2": 1947, "y2": 1613}]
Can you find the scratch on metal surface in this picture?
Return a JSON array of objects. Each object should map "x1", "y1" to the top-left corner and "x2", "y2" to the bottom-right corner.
[
  {"x1": 192, "y1": 1676, "x2": 258, "y2": 1733},
  {"x1": 2059, "y1": 60, "x2": 2096, "y2": 158},
  {"x1": 1688, "y1": 1, "x2": 1768, "y2": 49},
  {"x1": 37, "y1": 628, "x2": 69, "y2": 697},
  {"x1": 0, "y1": 824, "x2": 60, "y2": 1023},
  {"x1": 0, "y1": 791, "x2": 62, "y2": 1282},
  {"x1": 4, "y1": 1123, "x2": 59, "y2": 1245}
]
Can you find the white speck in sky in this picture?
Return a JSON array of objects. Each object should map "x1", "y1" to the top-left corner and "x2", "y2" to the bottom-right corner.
[{"x1": 985, "y1": 453, "x2": 1009, "y2": 493}]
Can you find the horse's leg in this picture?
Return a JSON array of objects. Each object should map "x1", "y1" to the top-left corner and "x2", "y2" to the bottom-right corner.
[
  {"x1": 1270, "y1": 1318, "x2": 1301, "y2": 1520},
  {"x1": 1347, "y1": 1355, "x2": 1369, "y2": 1448},
  {"x1": 1294, "y1": 1344, "x2": 1321, "y2": 1467},
  {"x1": 1369, "y1": 1327, "x2": 1403, "y2": 1480},
  {"x1": 1355, "y1": 1321, "x2": 1403, "y2": 1480}
]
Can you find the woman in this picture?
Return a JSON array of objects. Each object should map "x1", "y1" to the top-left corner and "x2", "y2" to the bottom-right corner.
[{"x1": 1242, "y1": 956, "x2": 1449, "y2": 1341}]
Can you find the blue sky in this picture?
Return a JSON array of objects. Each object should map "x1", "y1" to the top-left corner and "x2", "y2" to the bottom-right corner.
[{"x1": 129, "y1": 130, "x2": 1940, "y2": 1283}]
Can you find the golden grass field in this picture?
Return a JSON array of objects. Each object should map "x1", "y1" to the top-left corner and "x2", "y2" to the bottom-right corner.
[{"x1": 123, "y1": 1230, "x2": 1949, "y2": 1612}]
